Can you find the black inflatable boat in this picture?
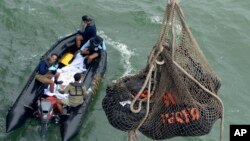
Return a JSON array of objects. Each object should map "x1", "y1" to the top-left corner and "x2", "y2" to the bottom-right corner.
[{"x1": 6, "y1": 32, "x2": 107, "y2": 141}]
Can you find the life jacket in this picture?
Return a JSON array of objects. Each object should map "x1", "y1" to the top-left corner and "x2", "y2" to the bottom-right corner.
[{"x1": 68, "y1": 82, "x2": 85, "y2": 96}]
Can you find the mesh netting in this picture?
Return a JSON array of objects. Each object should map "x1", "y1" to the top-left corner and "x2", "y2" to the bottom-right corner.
[{"x1": 102, "y1": 1, "x2": 223, "y2": 140}]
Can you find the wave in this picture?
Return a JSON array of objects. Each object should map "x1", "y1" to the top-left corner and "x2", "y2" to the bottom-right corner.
[
  {"x1": 149, "y1": 16, "x2": 182, "y2": 36},
  {"x1": 98, "y1": 30, "x2": 134, "y2": 76},
  {"x1": 149, "y1": 15, "x2": 163, "y2": 24}
]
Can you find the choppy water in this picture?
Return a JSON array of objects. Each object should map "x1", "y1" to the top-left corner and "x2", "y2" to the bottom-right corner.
[{"x1": 0, "y1": 0, "x2": 250, "y2": 141}]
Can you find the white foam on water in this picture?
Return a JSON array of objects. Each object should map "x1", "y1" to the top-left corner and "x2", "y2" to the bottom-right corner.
[
  {"x1": 175, "y1": 24, "x2": 182, "y2": 35},
  {"x1": 20, "y1": 5, "x2": 36, "y2": 13},
  {"x1": 98, "y1": 30, "x2": 134, "y2": 76},
  {"x1": 150, "y1": 16, "x2": 183, "y2": 38},
  {"x1": 149, "y1": 15, "x2": 162, "y2": 24}
]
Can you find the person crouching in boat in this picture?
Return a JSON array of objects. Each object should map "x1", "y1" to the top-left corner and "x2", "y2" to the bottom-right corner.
[
  {"x1": 80, "y1": 35, "x2": 106, "y2": 68},
  {"x1": 35, "y1": 53, "x2": 63, "y2": 93},
  {"x1": 56, "y1": 73, "x2": 88, "y2": 114}
]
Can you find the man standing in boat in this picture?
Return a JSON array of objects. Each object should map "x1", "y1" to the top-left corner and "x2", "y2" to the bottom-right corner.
[
  {"x1": 35, "y1": 53, "x2": 63, "y2": 93},
  {"x1": 56, "y1": 73, "x2": 88, "y2": 114},
  {"x1": 75, "y1": 15, "x2": 97, "y2": 49}
]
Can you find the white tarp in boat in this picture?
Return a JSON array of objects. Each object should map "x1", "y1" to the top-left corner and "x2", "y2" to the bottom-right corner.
[{"x1": 43, "y1": 53, "x2": 86, "y2": 99}]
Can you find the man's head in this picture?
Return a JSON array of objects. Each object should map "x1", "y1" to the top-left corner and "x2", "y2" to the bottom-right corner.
[
  {"x1": 82, "y1": 15, "x2": 92, "y2": 24},
  {"x1": 74, "y1": 73, "x2": 82, "y2": 82},
  {"x1": 49, "y1": 53, "x2": 58, "y2": 64},
  {"x1": 91, "y1": 35, "x2": 103, "y2": 47}
]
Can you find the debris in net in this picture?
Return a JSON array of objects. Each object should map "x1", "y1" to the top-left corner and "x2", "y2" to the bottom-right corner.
[{"x1": 102, "y1": 0, "x2": 223, "y2": 141}]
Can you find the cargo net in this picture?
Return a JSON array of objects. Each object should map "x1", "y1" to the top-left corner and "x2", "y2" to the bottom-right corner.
[{"x1": 102, "y1": 0, "x2": 224, "y2": 141}]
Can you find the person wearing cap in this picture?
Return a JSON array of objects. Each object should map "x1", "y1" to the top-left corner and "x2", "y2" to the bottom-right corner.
[
  {"x1": 76, "y1": 15, "x2": 97, "y2": 49},
  {"x1": 80, "y1": 35, "x2": 106, "y2": 68},
  {"x1": 36, "y1": 53, "x2": 63, "y2": 93},
  {"x1": 56, "y1": 73, "x2": 88, "y2": 114}
]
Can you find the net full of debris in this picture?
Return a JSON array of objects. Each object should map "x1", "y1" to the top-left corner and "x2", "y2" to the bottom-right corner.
[{"x1": 102, "y1": 0, "x2": 224, "y2": 140}]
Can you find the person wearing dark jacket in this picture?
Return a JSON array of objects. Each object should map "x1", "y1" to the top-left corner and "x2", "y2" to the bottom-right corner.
[
  {"x1": 80, "y1": 35, "x2": 106, "y2": 69},
  {"x1": 35, "y1": 53, "x2": 62, "y2": 93},
  {"x1": 76, "y1": 15, "x2": 97, "y2": 49}
]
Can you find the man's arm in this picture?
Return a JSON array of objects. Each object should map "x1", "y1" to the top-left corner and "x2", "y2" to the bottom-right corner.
[
  {"x1": 38, "y1": 61, "x2": 48, "y2": 75},
  {"x1": 102, "y1": 42, "x2": 106, "y2": 50},
  {"x1": 59, "y1": 85, "x2": 70, "y2": 94},
  {"x1": 80, "y1": 40, "x2": 90, "y2": 51},
  {"x1": 82, "y1": 86, "x2": 88, "y2": 97}
]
